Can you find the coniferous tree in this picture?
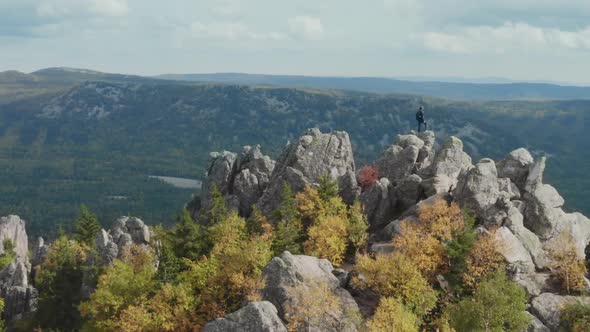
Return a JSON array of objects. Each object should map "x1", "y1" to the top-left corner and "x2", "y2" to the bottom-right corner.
[
  {"x1": 272, "y1": 182, "x2": 304, "y2": 255},
  {"x1": 318, "y1": 175, "x2": 339, "y2": 201},
  {"x1": 169, "y1": 209, "x2": 206, "y2": 261},
  {"x1": 74, "y1": 204, "x2": 101, "y2": 246},
  {"x1": 207, "y1": 184, "x2": 228, "y2": 226}
]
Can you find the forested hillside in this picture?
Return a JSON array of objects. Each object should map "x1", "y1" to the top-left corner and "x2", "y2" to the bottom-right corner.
[{"x1": 0, "y1": 69, "x2": 588, "y2": 235}]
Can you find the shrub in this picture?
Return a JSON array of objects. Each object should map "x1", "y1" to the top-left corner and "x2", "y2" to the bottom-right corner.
[
  {"x1": 463, "y1": 230, "x2": 505, "y2": 290},
  {"x1": 447, "y1": 271, "x2": 530, "y2": 332},
  {"x1": 357, "y1": 166, "x2": 379, "y2": 191},
  {"x1": 318, "y1": 175, "x2": 339, "y2": 201},
  {"x1": 561, "y1": 302, "x2": 590, "y2": 332},
  {"x1": 366, "y1": 297, "x2": 419, "y2": 332},
  {"x1": 353, "y1": 252, "x2": 437, "y2": 318},
  {"x1": 304, "y1": 214, "x2": 348, "y2": 266},
  {"x1": 0, "y1": 239, "x2": 16, "y2": 270},
  {"x1": 548, "y1": 231, "x2": 588, "y2": 294},
  {"x1": 444, "y1": 212, "x2": 478, "y2": 292}
]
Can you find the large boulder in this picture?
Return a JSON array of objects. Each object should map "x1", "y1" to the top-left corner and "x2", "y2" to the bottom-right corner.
[
  {"x1": 422, "y1": 136, "x2": 472, "y2": 196},
  {"x1": 202, "y1": 301, "x2": 287, "y2": 332},
  {"x1": 495, "y1": 226, "x2": 535, "y2": 274},
  {"x1": 531, "y1": 293, "x2": 590, "y2": 330},
  {"x1": 497, "y1": 148, "x2": 534, "y2": 190},
  {"x1": 453, "y1": 158, "x2": 501, "y2": 222},
  {"x1": 111, "y1": 216, "x2": 151, "y2": 246},
  {"x1": 257, "y1": 128, "x2": 358, "y2": 215},
  {"x1": 0, "y1": 215, "x2": 29, "y2": 264},
  {"x1": 360, "y1": 178, "x2": 395, "y2": 229},
  {"x1": 262, "y1": 252, "x2": 360, "y2": 331},
  {"x1": 31, "y1": 237, "x2": 49, "y2": 267},
  {"x1": 504, "y1": 204, "x2": 549, "y2": 270}
]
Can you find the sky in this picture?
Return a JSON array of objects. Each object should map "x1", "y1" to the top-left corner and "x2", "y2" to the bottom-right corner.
[{"x1": 1, "y1": 0, "x2": 590, "y2": 83}]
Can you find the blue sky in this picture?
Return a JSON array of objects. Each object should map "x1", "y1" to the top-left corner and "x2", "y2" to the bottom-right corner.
[{"x1": 1, "y1": 0, "x2": 590, "y2": 83}]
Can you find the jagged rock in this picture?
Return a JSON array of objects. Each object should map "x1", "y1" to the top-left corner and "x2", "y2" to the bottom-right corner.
[
  {"x1": 453, "y1": 158, "x2": 501, "y2": 223},
  {"x1": 95, "y1": 229, "x2": 119, "y2": 265},
  {"x1": 415, "y1": 131, "x2": 436, "y2": 172},
  {"x1": 258, "y1": 128, "x2": 357, "y2": 216},
  {"x1": 0, "y1": 215, "x2": 29, "y2": 264},
  {"x1": 526, "y1": 311, "x2": 550, "y2": 332},
  {"x1": 333, "y1": 268, "x2": 350, "y2": 288},
  {"x1": 394, "y1": 174, "x2": 423, "y2": 211},
  {"x1": 0, "y1": 261, "x2": 38, "y2": 322},
  {"x1": 360, "y1": 178, "x2": 395, "y2": 229},
  {"x1": 111, "y1": 216, "x2": 150, "y2": 245},
  {"x1": 262, "y1": 252, "x2": 360, "y2": 331},
  {"x1": 422, "y1": 136, "x2": 472, "y2": 196},
  {"x1": 531, "y1": 293, "x2": 590, "y2": 330},
  {"x1": 495, "y1": 226, "x2": 535, "y2": 274},
  {"x1": 379, "y1": 219, "x2": 402, "y2": 241},
  {"x1": 497, "y1": 148, "x2": 534, "y2": 190},
  {"x1": 339, "y1": 170, "x2": 361, "y2": 204},
  {"x1": 202, "y1": 301, "x2": 287, "y2": 332},
  {"x1": 514, "y1": 273, "x2": 551, "y2": 297},
  {"x1": 504, "y1": 205, "x2": 549, "y2": 269},
  {"x1": 375, "y1": 137, "x2": 420, "y2": 184},
  {"x1": 498, "y1": 177, "x2": 521, "y2": 200},
  {"x1": 31, "y1": 237, "x2": 49, "y2": 267}
]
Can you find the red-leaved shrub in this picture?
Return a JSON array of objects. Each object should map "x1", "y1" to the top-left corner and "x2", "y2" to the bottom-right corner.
[{"x1": 357, "y1": 166, "x2": 379, "y2": 191}]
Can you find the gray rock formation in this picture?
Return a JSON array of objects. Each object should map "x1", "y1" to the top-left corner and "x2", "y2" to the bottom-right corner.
[
  {"x1": 375, "y1": 133, "x2": 427, "y2": 184},
  {"x1": 31, "y1": 237, "x2": 49, "y2": 267},
  {"x1": 422, "y1": 136, "x2": 472, "y2": 196},
  {"x1": 531, "y1": 293, "x2": 590, "y2": 330},
  {"x1": 497, "y1": 148, "x2": 534, "y2": 190},
  {"x1": 360, "y1": 178, "x2": 395, "y2": 229},
  {"x1": 95, "y1": 216, "x2": 152, "y2": 265},
  {"x1": 526, "y1": 311, "x2": 550, "y2": 332},
  {"x1": 453, "y1": 158, "x2": 501, "y2": 222},
  {"x1": 257, "y1": 128, "x2": 358, "y2": 215},
  {"x1": 0, "y1": 215, "x2": 29, "y2": 264},
  {"x1": 262, "y1": 252, "x2": 360, "y2": 331},
  {"x1": 0, "y1": 261, "x2": 37, "y2": 322},
  {"x1": 495, "y1": 226, "x2": 536, "y2": 274},
  {"x1": 202, "y1": 301, "x2": 287, "y2": 332}
]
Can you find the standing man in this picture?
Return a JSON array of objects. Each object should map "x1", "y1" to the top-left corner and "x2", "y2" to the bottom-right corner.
[{"x1": 416, "y1": 106, "x2": 427, "y2": 132}]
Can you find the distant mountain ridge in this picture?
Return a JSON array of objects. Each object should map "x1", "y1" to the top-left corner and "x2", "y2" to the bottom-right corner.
[{"x1": 156, "y1": 72, "x2": 590, "y2": 100}]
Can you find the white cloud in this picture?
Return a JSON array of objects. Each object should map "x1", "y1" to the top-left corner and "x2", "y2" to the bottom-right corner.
[
  {"x1": 190, "y1": 21, "x2": 284, "y2": 41},
  {"x1": 288, "y1": 16, "x2": 324, "y2": 40},
  {"x1": 37, "y1": 0, "x2": 128, "y2": 18},
  {"x1": 420, "y1": 22, "x2": 590, "y2": 54}
]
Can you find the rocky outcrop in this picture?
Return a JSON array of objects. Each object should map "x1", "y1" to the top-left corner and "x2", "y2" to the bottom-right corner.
[
  {"x1": 422, "y1": 136, "x2": 472, "y2": 196},
  {"x1": 202, "y1": 301, "x2": 287, "y2": 332},
  {"x1": 360, "y1": 178, "x2": 394, "y2": 229},
  {"x1": 257, "y1": 129, "x2": 358, "y2": 215},
  {"x1": 192, "y1": 145, "x2": 276, "y2": 221},
  {"x1": 531, "y1": 293, "x2": 590, "y2": 330},
  {"x1": 497, "y1": 148, "x2": 534, "y2": 190},
  {"x1": 262, "y1": 252, "x2": 360, "y2": 331},
  {"x1": 95, "y1": 216, "x2": 152, "y2": 265},
  {"x1": 495, "y1": 226, "x2": 535, "y2": 274},
  {"x1": 31, "y1": 237, "x2": 49, "y2": 267},
  {"x1": 0, "y1": 215, "x2": 29, "y2": 264},
  {"x1": 0, "y1": 261, "x2": 38, "y2": 322},
  {"x1": 453, "y1": 158, "x2": 501, "y2": 223}
]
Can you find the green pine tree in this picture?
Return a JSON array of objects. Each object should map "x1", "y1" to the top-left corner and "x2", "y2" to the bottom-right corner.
[
  {"x1": 74, "y1": 205, "x2": 101, "y2": 246},
  {"x1": 444, "y1": 211, "x2": 478, "y2": 293},
  {"x1": 207, "y1": 184, "x2": 228, "y2": 226},
  {"x1": 169, "y1": 209, "x2": 207, "y2": 261},
  {"x1": 318, "y1": 175, "x2": 339, "y2": 201},
  {"x1": 271, "y1": 182, "x2": 304, "y2": 255}
]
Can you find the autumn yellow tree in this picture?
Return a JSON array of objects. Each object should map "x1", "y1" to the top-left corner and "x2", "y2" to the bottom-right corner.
[
  {"x1": 366, "y1": 297, "x2": 419, "y2": 332},
  {"x1": 463, "y1": 230, "x2": 505, "y2": 290},
  {"x1": 415, "y1": 199, "x2": 465, "y2": 242},
  {"x1": 353, "y1": 252, "x2": 437, "y2": 318},
  {"x1": 393, "y1": 221, "x2": 447, "y2": 279},
  {"x1": 548, "y1": 231, "x2": 588, "y2": 294},
  {"x1": 304, "y1": 214, "x2": 349, "y2": 265}
]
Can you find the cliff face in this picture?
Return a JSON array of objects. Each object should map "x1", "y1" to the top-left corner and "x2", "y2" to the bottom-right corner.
[{"x1": 196, "y1": 128, "x2": 590, "y2": 331}]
